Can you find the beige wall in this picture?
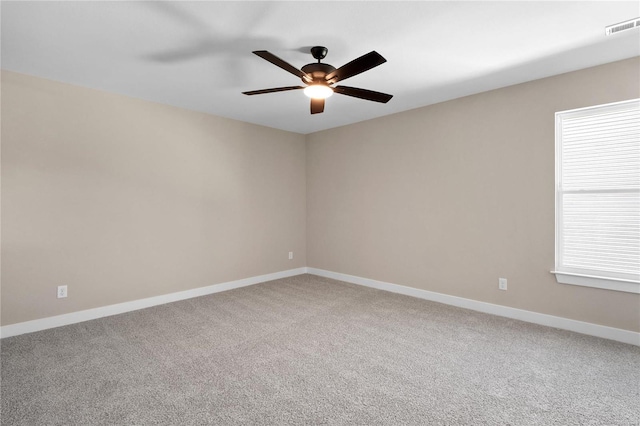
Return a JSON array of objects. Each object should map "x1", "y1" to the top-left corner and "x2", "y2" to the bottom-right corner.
[
  {"x1": 307, "y1": 57, "x2": 640, "y2": 332},
  {"x1": 3, "y1": 58, "x2": 639, "y2": 332},
  {"x1": 1, "y1": 71, "x2": 307, "y2": 325}
]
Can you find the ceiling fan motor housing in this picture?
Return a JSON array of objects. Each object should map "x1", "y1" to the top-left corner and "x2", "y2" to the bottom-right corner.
[{"x1": 301, "y1": 63, "x2": 336, "y2": 84}]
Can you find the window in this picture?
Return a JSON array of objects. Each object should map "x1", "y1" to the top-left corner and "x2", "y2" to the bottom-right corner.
[{"x1": 554, "y1": 99, "x2": 639, "y2": 293}]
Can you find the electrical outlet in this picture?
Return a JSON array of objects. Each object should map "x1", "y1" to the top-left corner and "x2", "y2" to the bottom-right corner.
[
  {"x1": 498, "y1": 278, "x2": 507, "y2": 291},
  {"x1": 57, "y1": 285, "x2": 68, "y2": 298},
  {"x1": 288, "y1": 251, "x2": 293, "y2": 260}
]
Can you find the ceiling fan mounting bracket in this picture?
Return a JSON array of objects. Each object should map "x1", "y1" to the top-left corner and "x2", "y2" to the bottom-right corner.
[{"x1": 310, "y1": 46, "x2": 328, "y2": 62}]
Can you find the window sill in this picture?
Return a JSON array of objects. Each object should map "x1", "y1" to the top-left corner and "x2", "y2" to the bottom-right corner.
[{"x1": 551, "y1": 271, "x2": 640, "y2": 294}]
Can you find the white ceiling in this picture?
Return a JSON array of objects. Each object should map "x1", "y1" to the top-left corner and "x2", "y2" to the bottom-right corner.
[{"x1": 2, "y1": 1, "x2": 639, "y2": 134}]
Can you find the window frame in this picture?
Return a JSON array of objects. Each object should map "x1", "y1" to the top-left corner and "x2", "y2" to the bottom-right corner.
[{"x1": 552, "y1": 99, "x2": 640, "y2": 294}]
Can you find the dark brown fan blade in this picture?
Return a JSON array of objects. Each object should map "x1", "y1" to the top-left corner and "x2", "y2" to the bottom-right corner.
[
  {"x1": 325, "y1": 51, "x2": 386, "y2": 84},
  {"x1": 333, "y1": 86, "x2": 393, "y2": 103},
  {"x1": 253, "y1": 51, "x2": 311, "y2": 82},
  {"x1": 310, "y1": 98, "x2": 325, "y2": 114},
  {"x1": 242, "y1": 86, "x2": 305, "y2": 95}
]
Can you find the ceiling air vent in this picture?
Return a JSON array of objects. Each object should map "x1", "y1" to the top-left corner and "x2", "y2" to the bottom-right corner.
[{"x1": 605, "y1": 18, "x2": 640, "y2": 35}]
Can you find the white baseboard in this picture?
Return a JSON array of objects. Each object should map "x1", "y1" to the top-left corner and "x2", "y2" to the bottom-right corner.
[
  {"x1": 4, "y1": 266, "x2": 638, "y2": 346},
  {"x1": 307, "y1": 268, "x2": 640, "y2": 346},
  {"x1": 0, "y1": 267, "x2": 307, "y2": 339}
]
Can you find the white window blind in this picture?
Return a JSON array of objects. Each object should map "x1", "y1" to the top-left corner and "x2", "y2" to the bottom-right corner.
[{"x1": 554, "y1": 99, "x2": 640, "y2": 293}]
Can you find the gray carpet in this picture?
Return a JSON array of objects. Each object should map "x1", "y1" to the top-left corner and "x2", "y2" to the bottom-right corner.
[{"x1": 1, "y1": 274, "x2": 639, "y2": 425}]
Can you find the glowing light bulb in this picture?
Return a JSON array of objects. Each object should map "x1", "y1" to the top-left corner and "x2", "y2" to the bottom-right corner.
[{"x1": 304, "y1": 84, "x2": 333, "y2": 99}]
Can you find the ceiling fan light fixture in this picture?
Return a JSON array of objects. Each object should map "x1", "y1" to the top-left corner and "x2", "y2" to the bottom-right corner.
[{"x1": 304, "y1": 84, "x2": 333, "y2": 99}]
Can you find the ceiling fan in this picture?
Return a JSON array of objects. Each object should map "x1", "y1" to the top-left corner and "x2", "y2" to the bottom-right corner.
[{"x1": 242, "y1": 46, "x2": 393, "y2": 114}]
